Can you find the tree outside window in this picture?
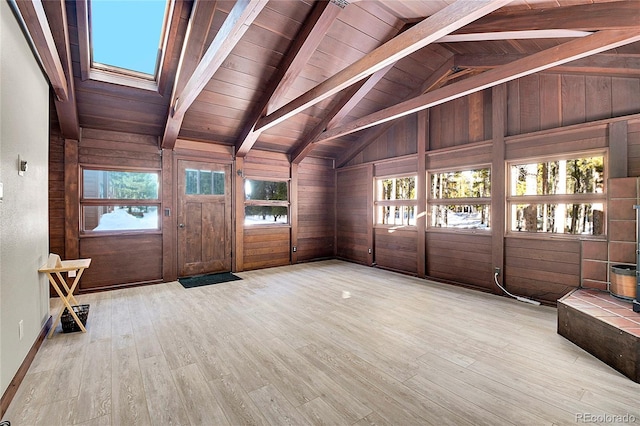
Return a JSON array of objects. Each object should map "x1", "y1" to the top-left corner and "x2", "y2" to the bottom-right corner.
[
  {"x1": 375, "y1": 176, "x2": 417, "y2": 226},
  {"x1": 244, "y1": 179, "x2": 289, "y2": 225},
  {"x1": 429, "y1": 167, "x2": 491, "y2": 230},
  {"x1": 508, "y1": 155, "x2": 604, "y2": 235}
]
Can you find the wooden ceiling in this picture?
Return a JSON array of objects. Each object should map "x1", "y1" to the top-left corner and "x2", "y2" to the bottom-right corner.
[{"x1": 19, "y1": 0, "x2": 640, "y2": 164}]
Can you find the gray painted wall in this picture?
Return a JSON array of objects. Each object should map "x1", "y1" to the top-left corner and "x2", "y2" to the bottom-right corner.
[{"x1": 1, "y1": 0, "x2": 51, "y2": 395}]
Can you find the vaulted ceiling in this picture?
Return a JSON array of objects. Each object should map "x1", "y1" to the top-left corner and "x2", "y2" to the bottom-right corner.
[{"x1": 19, "y1": 0, "x2": 640, "y2": 166}]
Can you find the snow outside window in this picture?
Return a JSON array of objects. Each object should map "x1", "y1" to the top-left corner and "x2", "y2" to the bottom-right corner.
[{"x1": 81, "y1": 169, "x2": 160, "y2": 232}]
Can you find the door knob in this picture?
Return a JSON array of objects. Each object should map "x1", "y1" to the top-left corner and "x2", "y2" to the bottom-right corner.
[{"x1": 179, "y1": 223, "x2": 185, "y2": 228}]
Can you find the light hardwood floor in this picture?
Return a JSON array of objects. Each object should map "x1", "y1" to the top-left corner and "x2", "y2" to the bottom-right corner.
[{"x1": 3, "y1": 260, "x2": 640, "y2": 425}]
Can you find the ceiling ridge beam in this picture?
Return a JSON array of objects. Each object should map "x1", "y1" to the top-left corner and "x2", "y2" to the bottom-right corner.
[
  {"x1": 162, "y1": 0, "x2": 268, "y2": 149},
  {"x1": 253, "y1": 0, "x2": 513, "y2": 135},
  {"x1": 234, "y1": 0, "x2": 345, "y2": 157},
  {"x1": 14, "y1": 0, "x2": 69, "y2": 102},
  {"x1": 455, "y1": 0, "x2": 640, "y2": 34},
  {"x1": 331, "y1": 29, "x2": 640, "y2": 167}
]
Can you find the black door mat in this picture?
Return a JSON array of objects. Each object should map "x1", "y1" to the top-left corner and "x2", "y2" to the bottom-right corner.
[{"x1": 179, "y1": 272, "x2": 242, "y2": 289}]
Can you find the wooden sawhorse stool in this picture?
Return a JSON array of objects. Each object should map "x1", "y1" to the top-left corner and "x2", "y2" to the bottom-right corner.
[{"x1": 39, "y1": 255, "x2": 91, "y2": 337}]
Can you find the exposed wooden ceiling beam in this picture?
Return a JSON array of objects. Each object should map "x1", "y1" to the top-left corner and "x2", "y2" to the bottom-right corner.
[
  {"x1": 14, "y1": 0, "x2": 69, "y2": 102},
  {"x1": 331, "y1": 29, "x2": 640, "y2": 166},
  {"x1": 157, "y1": 0, "x2": 191, "y2": 97},
  {"x1": 336, "y1": 57, "x2": 456, "y2": 167},
  {"x1": 162, "y1": 0, "x2": 267, "y2": 149},
  {"x1": 456, "y1": 0, "x2": 640, "y2": 33},
  {"x1": 41, "y1": 0, "x2": 79, "y2": 140},
  {"x1": 234, "y1": 0, "x2": 344, "y2": 157},
  {"x1": 437, "y1": 29, "x2": 592, "y2": 43},
  {"x1": 254, "y1": 0, "x2": 513, "y2": 135},
  {"x1": 455, "y1": 53, "x2": 640, "y2": 77},
  {"x1": 171, "y1": 0, "x2": 217, "y2": 107}
]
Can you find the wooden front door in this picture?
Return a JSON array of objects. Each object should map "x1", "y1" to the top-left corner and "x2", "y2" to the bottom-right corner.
[{"x1": 177, "y1": 160, "x2": 231, "y2": 276}]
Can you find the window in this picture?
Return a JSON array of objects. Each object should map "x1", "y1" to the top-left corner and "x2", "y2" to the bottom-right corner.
[
  {"x1": 81, "y1": 169, "x2": 160, "y2": 232},
  {"x1": 244, "y1": 179, "x2": 289, "y2": 225},
  {"x1": 429, "y1": 167, "x2": 491, "y2": 230},
  {"x1": 90, "y1": 0, "x2": 168, "y2": 77},
  {"x1": 508, "y1": 154, "x2": 605, "y2": 235},
  {"x1": 375, "y1": 176, "x2": 417, "y2": 226},
  {"x1": 186, "y1": 169, "x2": 225, "y2": 195}
]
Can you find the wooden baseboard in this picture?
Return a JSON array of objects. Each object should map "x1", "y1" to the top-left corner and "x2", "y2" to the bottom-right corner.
[{"x1": 0, "y1": 315, "x2": 52, "y2": 418}]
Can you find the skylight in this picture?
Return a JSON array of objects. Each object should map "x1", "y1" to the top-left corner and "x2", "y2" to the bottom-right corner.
[{"x1": 90, "y1": 0, "x2": 168, "y2": 77}]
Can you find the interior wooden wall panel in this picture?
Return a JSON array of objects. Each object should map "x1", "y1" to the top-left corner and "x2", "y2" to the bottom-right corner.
[
  {"x1": 373, "y1": 156, "x2": 417, "y2": 177},
  {"x1": 243, "y1": 150, "x2": 290, "y2": 179},
  {"x1": 539, "y1": 74, "x2": 562, "y2": 129},
  {"x1": 336, "y1": 166, "x2": 370, "y2": 264},
  {"x1": 507, "y1": 74, "x2": 640, "y2": 136},
  {"x1": 242, "y1": 227, "x2": 291, "y2": 271},
  {"x1": 374, "y1": 228, "x2": 418, "y2": 274},
  {"x1": 504, "y1": 237, "x2": 580, "y2": 304},
  {"x1": 49, "y1": 121, "x2": 66, "y2": 259},
  {"x1": 426, "y1": 233, "x2": 493, "y2": 291},
  {"x1": 79, "y1": 234, "x2": 163, "y2": 290},
  {"x1": 505, "y1": 124, "x2": 607, "y2": 160},
  {"x1": 297, "y1": 157, "x2": 335, "y2": 262},
  {"x1": 429, "y1": 89, "x2": 492, "y2": 150},
  {"x1": 612, "y1": 77, "x2": 640, "y2": 118},
  {"x1": 426, "y1": 141, "x2": 492, "y2": 171},
  {"x1": 348, "y1": 114, "x2": 417, "y2": 166},
  {"x1": 628, "y1": 118, "x2": 640, "y2": 176}
]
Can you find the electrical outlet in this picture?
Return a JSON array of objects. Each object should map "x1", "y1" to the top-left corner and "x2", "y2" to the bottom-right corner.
[
  {"x1": 19, "y1": 320, "x2": 23, "y2": 340},
  {"x1": 292, "y1": 246, "x2": 297, "y2": 252},
  {"x1": 368, "y1": 248, "x2": 372, "y2": 254},
  {"x1": 68, "y1": 269, "x2": 76, "y2": 278},
  {"x1": 494, "y1": 267, "x2": 501, "y2": 276}
]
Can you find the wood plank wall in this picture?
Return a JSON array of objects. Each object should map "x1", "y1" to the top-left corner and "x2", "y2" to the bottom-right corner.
[
  {"x1": 76, "y1": 129, "x2": 163, "y2": 290},
  {"x1": 427, "y1": 233, "x2": 493, "y2": 291},
  {"x1": 429, "y1": 89, "x2": 492, "y2": 149},
  {"x1": 629, "y1": 118, "x2": 640, "y2": 176},
  {"x1": 49, "y1": 116, "x2": 65, "y2": 259},
  {"x1": 346, "y1": 114, "x2": 418, "y2": 166},
  {"x1": 336, "y1": 165, "x2": 371, "y2": 265},
  {"x1": 504, "y1": 237, "x2": 580, "y2": 301},
  {"x1": 507, "y1": 75, "x2": 640, "y2": 135},
  {"x1": 338, "y1": 72, "x2": 640, "y2": 304},
  {"x1": 296, "y1": 157, "x2": 335, "y2": 261}
]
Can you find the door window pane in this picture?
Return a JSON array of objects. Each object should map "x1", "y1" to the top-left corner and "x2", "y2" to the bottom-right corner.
[{"x1": 186, "y1": 169, "x2": 225, "y2": 195}]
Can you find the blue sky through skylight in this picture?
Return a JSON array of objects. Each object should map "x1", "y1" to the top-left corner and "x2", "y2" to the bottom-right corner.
[{"x1": 91, "y1": 0, "x2": 167, "y2": 76}]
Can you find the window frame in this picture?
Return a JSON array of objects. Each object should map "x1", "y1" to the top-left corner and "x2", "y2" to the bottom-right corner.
[
  {"x1": 243, "y1": 177, "x2": 291, "y2": 227},
  {"x1": 78, "y1": 0, "x2": 174, "y2": 91},
  {"x1": 79, "y1": 166, "x2": 162, "y2": 235},
  {"x1": 427, "y1": 164, "x2": 492, "y2": 232},
  {"x1": 506, "y1": 150, "x2": 606, "y2": 238},
  {"x1": 374, "y1": 174, "x2": 418, "y2": 228}
]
